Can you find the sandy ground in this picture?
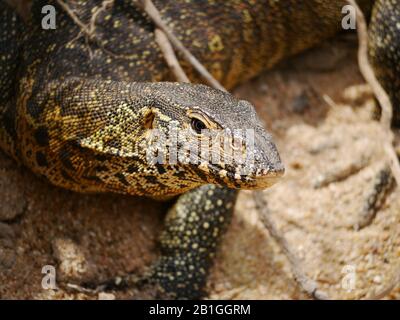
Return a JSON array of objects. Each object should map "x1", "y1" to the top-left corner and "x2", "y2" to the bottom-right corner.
[{"x1": 1, "y1": 27, "x2": 399, "y2": 299}]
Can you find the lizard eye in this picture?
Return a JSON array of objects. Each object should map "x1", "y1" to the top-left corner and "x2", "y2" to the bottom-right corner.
[{"x1": 191, "y1": 118, "x2": 207, "y2": 134}]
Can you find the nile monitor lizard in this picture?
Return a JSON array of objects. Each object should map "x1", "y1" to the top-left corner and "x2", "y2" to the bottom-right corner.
[{"x1": 0, "y1": 0, "x2": 399, "y2": 299}]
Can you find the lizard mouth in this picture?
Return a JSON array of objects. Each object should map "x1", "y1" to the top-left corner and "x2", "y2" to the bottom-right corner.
[
  {"x1": 247, "y1": 166, "x2": 285, "y2": 189},
  {"x1": 204, "y1": 162, "x2": 285, "y2": 190}
]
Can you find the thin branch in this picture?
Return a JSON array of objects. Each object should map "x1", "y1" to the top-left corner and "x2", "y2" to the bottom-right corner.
[
  {"x1": 58, "y1": 0, "x2": 140, "y2": 60},
  {"x1": 89, "y1": 0, "x2": 115, "y2": 35},
  {"x1": 253, "y1": 192, "x2": 329, "y2": 300},
  {"x1": 57, "y1": 0, "x2": 91, "y2": 35},
  {"x1": 347, "y1": 0, "x2": 392, "y2": 127},
  {"x1": 154, "y1": 29, "x2": 190, "y2": 83},
  {"x1": 137, "y1": 0, "x2": 227, "y2": 92},
  {"x1": 348, "y1": 0, "x2": 400, "y2": 298},
  {"x1": 66, "y1": 283, "x2": 99, "y2": 294}
]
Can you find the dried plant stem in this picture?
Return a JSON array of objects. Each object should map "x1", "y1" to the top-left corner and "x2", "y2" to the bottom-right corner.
[
  {"x1": 58, "y1": 0, "x2": 141, "y2": 60},
  {"x1": 348, "y1": 0, "x2": 400, "y2": 299},
  {"x1": 253, "y1": 191, "x2": 329, "y2": 300},
  {"x1": 154, "y1": 29, "x2": 190, "y2": 83},
  {"x1": 348, "y1": 0, "x2": 400, "y2": 184}
]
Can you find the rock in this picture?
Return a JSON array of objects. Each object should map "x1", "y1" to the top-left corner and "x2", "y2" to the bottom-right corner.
[
  {"x1": 0, "y1": 153, "x2": 27, "y2": 221},
  {"x1": 52, "y1": 237, "x2": 97, "y2": 283},
  {"x1": 98, "y1": 292, "x2": 116, "y2": 300},
  {"x1": 0, "y1": 222, "x2": 16, "y2": 269}
]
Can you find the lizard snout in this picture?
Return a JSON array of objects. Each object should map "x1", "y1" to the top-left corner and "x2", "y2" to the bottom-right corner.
[
  {"x1": 244, "y1": 130, "x2": 285, "y2": 189},
  {"x1": 251, "y1": 163, "x2": 285, "y2": 189}
]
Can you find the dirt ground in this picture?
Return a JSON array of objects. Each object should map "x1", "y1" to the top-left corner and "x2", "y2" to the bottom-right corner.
[{"x1": 1, "y1": 23, "x2": 399, "y2": 299}]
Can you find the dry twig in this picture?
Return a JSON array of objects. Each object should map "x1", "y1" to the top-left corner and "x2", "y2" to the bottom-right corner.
[
  {"x1": 57, "y1": 0, "x2": 92, "y2": 35},
  {"x1": 348, "y1": 0, "x2": 400, "y2": 298},
  {"x1": 348, "y1": 0, "x2": 400, "y2": 184},
  {"x1": 58, "y1": 0, "x2": 143, "y2": 60},
  {"x1": 57, "y1": 0, "x2": 115, "y2": 38},
  {"x1": 253, "y1": 191, "x2": 329, "y2": 300},
  {"x1": 154, "y1": 29, "x2": 190, "y2": 83},
  {"x1": 137, "y1": 0, "x2": 227, "y2": 92}
]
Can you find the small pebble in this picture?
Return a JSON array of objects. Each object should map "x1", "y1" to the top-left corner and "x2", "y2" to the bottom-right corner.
[
  {"x1": 52, "y1": 238, "x2": 96, "y2": 282},
  {"x1": 373, "y1": 275, "x2": 382, "y2": 284},
  {"x1": 98, "y1": 292, "x2": 116, "y2": 300}
]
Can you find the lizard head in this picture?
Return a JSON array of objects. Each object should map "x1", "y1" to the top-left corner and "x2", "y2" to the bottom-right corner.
[
  {"x1": 133, "y1": 82, "x2": 285, "y2": 194},
  {"x1": 42, "y1": 80, "x2": 283, "y2": 197}
]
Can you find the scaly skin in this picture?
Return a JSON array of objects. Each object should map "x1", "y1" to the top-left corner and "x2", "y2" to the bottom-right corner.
[
  {"x1": 368, "y1": 0, "x2": 400, "y2": 125},
  {"x1": 0, "y1": 0, "x2": 398, "y2": 299}
]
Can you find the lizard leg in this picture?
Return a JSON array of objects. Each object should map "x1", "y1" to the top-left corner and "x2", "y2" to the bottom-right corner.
[
  {"x1": 145, "y1": 185, "x2": 238, "y2": 299},
  {"x1": 101, "y1": 185, "x2": 238, "y2": 299},
  {"x1": 355, "y1": 163, "x2": 394, "y2": 230}
]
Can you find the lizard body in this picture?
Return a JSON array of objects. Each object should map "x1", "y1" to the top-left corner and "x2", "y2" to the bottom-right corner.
[{"x1": 0, "y1": 0, "x2": 398, "y2": 298}]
